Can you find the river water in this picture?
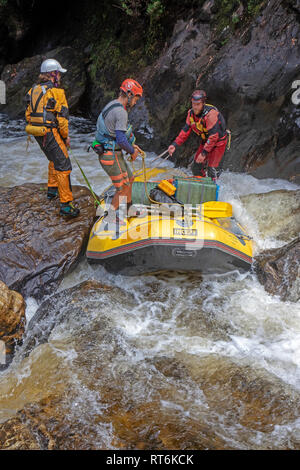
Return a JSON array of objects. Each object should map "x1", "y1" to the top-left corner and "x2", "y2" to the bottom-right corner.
[{"x1": 0, "y1": 114, "x2": 299, "y2": 449}]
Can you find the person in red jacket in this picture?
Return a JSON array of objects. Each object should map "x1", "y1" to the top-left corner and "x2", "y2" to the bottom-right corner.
[{"x1": 168, "y1": 90, "x2": 228, "y2": 180}]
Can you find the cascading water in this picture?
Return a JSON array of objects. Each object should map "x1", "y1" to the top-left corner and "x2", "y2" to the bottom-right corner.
[{"x1": 0, "y1": 114, "x2": 299, "y2": 450}]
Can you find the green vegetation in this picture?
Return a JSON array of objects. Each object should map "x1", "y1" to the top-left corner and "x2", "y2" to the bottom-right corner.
[
  {"x1": 146, "y1": 0, "x2": 165, "y2": 20},
  {"x1": 214, "y1": 0, "x2": 267, "y2": 33},
  {"x1": 118, "y1": 0, "x2": 205, "y2": 57},
  {"x1": 79, "y1": 1, "x2": 185, "y2": 93},
  {"x1": 247, "y1": 0, "x2": 265, "y2": 15}
]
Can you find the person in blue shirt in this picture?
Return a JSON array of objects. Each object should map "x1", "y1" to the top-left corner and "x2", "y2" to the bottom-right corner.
[{"x1": 94, "y1": 78, "x2": 144, "y2": 226}]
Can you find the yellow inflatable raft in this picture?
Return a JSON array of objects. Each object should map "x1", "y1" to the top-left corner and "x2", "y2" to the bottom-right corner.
[{"x1": 86, "y1": 170, "x2": 253, "y2": 275}]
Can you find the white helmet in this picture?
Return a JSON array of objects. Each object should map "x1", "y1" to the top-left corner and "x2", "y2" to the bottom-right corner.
[{"x1": 40, "y1": 59, "x2": 67, "y2": 73}]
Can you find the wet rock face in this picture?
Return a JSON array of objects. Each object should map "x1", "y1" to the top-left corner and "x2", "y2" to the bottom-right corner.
[
  {"x1": 185, "y1": 354, "x2": 300, "y2": 429},
  {"x1": 0, "y1": 46, "x2": 86, "y2": 118},
  {"x1": 240, "y1": 189, "x2": 300, "y2": 241},
  {"x1": 0, "y1": 184, "x2": 96, "y2": 300},
  {"x1": 0, "y1": 397, "x2": 93, "y2": 450},
  {"x1": 145, "y1": 18, "x2": 213, "y2": 155},
  {"x1": 143, "y1": 0, "x2": 300, "y2": 181},
  {"x1": 287, "y1": 0, "x2": 300, "y2": 14},
  {"x1": 242, "y1": 189, "x2": 300, "y2": 301},
  {"x1": 0, "y1": 281, "x2": 26, "y2": 369},
  {"x1": 254, "y1": 237, "x2": 300, "y2": 302}
]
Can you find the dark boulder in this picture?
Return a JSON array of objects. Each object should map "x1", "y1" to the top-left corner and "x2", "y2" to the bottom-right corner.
[
  {"x1": 22, "y1": 280, "x2": 118, "y2": 356},
  {"x1": 254, "y1": 237, "x2": 300, "y2": 302},
  {"x1": 0, "y1": 183, "x2": 96, "y2": 299},
  {"x1": 0, "y1": 281, "x2": 26, "y2": 369}
]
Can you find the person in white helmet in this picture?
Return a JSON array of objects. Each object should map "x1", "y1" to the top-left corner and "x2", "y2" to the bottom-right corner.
[{"x1": 25, "y1": 58, "x2": 79, "y2": 217}]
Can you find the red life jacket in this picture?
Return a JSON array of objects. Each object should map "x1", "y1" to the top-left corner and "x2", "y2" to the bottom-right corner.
[{"x1": 188, "y1": 104, "x2": 226, "y2": 142}]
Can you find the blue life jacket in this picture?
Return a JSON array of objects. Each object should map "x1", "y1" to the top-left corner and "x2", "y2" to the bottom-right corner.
[{"x1": 95, "y1": 102, "x2": 135, "y2": 151}]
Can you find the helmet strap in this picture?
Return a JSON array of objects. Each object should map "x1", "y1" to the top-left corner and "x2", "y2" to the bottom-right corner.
[
  {"x1": 125, "y1": 91, "x2": 133, "y2": 108},
  {"x1": 50, "y1": 71, "x2": 60, "y2": 87}
]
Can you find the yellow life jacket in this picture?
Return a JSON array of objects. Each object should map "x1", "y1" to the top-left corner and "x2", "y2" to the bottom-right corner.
[{"x1": 25, "y1": 83, "x2": 57, "y2": 136}]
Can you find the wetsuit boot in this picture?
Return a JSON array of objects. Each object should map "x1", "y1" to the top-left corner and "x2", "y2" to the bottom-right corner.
[{"x1": 60, "y1": 201, "x2": 80, "y2": 217}]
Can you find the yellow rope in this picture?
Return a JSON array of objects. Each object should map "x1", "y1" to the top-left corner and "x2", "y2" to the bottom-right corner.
[
  {"x1": 26, "y1": 135, "x2": 32, "y2": 153},
  {"x1": 139, "y1": 150, "x2": 184, "y2": 208},
  {"x1": 140, "y1": 150, "x2": 161, "y2": 206},
  {"x1": 226, "y1": 129, "x2": 231, "y2": 150},
  {"x1": 98, "y1": 149, "x2": 182, "y2": 208}
]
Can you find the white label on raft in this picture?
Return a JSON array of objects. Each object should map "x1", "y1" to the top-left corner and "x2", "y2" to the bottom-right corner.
[
  {"x1": 173, "y1": 228, "x2": 198, "y2": 237},
  {"x1": 0, "y1": 80, "x2": 6, "y2": 104}
]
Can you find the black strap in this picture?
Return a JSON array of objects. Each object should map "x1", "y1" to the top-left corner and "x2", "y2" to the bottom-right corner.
[
  {"x1": 100, "y1": 103, "x2": 124, "y2": 141},
  {"x1": 104, "y1": 133, "x2": 116, "y2": 141},
  {"x1": 42, "y1": 80, "x2": 54, "y2": 89},
  {"x1": 30, "y1": 121, "x2": 56, "y2": 128},
  {"x1": 30, "y1": 112, "x2": 44, "y2": 117},
  {"x1": 102, "y1": 102, "x2": 124, "y2": 119},
  {"x1": 31, "y1": 84, "x2": 49, "y2": 113},
  {"x1": 30, "y1": 85, "x2": 36, "y2": 114},
  {"x1": 33, "y1": 90, "x2": 44, "y2": 113}
]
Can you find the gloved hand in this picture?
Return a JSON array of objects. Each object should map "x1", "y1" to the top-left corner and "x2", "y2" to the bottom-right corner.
[
  {"x1": 168, "y1": 144, "x2": 176, "y2": 156},
  {"x1": 130, "y1": 146, "x2": 140, "y2": 161},
  {"x1": 130, "y1": 144, "x2": 144, "y2": 161},
  {"x1": 195, "y1": 152, "x2": 206, "y2": 163}
]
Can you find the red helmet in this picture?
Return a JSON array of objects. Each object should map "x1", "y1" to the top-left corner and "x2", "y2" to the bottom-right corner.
[
  {"x1": 191, "y1": 90, "x2": 207, "y2": 102},
  {"x1": 120, "y1": 78, "x2": 143, "y2": 97}
]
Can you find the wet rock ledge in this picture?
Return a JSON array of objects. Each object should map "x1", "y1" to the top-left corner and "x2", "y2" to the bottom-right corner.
[{"x1": 0, "y1": 183, "x2": 96, "y2": 300}]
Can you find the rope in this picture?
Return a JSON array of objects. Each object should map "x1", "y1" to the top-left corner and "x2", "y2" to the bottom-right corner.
[
  {"x1": 71, "y1": 145, "x2": 184, "y2": 210},
  {"x1": 139, "y1": 150, "x2": 184, "y2": 209},
  {"x1": 26, "y1": 135, "x2": 32, "y2": 153},
  {"x1": 97, "y1": 149, "x2": 172, "y2": 200},
  {"x1": 140, "y1": 150, "x2": 160, "y2": 206},
  {"x1": 129, "y1": 149, "x2": 170, "y2": 180},
  {"x1": 137, "y1": 151, "x2": 207, "y2": 222},
  {"x1": 71, "y1": 151, "x2": 101, "y2": 207}
]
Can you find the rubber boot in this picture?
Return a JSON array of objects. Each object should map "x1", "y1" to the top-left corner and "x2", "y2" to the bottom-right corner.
[{"x1": 60, "y1": 201, "x2": 80, "y2": 218}]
